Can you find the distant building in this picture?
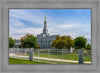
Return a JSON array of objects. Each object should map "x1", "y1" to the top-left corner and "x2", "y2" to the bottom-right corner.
[
  {"x1": 37, "y1": 16, "x2": 59, "y2": 49},
  {"x1": 14, "y1": 39, "x2": 21, "y2": 48}
]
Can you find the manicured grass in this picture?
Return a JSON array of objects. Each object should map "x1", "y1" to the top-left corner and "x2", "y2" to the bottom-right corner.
[
  {"x1": 33, "y1": 58, "x2": 78, "y2": 64},
  {"x1": 9, "y1": 58, "x2": 77, "y2": 64},
  {"x1": 34, "y1": 53, "x2": 91, "y2": 61},
  {"x1": 9, "y1": 58, "x2": 49, "y2": 64}
]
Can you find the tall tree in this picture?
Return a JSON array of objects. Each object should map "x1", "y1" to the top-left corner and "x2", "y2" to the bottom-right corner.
[
  {"x1": 74, "y1": 36, "x2": 87, "y2": 49},
  {"x1": 9, "y1": 37, "x2": 15, "y2": 48},
  {"x1": 51, "y1": 36, "x2": 73, "y2": 49},
  {"x1": 85, "y1": 43, "x2": 91, "y2": 50},
  {"x1": 66, "y1": 36, "x2": 74, "y2": 49},
  {"x1": 20, "y1": 33, "x2": 37, "y2": 48}
]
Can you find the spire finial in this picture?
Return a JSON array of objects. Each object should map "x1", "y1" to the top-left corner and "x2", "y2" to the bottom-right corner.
[{"x1": 45, "y1": 15, "x2": 46, "y2": 20}]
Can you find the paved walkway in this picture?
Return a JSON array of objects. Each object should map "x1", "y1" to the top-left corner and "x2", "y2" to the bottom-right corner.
[{"x1": 9, "y1": 54, "x2": 91, "y2": 64}]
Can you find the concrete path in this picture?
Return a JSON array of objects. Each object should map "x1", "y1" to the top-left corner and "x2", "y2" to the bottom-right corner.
[{"x1": 9, "y1": 54, "x2": 91, "y2": 64}]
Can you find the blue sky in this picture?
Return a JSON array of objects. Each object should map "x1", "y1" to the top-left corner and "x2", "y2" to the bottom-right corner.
[{"x1": 9, "y1": 9, "x2": 91, "y2": 43}]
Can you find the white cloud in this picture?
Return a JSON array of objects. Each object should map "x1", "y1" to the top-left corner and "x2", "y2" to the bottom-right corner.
[
  {"x1": 9, "y1": 9, "x2": 91, "y2": 43},
  {"x1": 59, "y1": 24, "x2": 73, "y2": 28},
  {"x1": 9, "y1": 9, "x2": 44, "y2": 25},
  {"x1": 10, "y1": 27, "x2": 42, "y2": 39},
  {"x1": 10, "y1": 19, "x2": 24, "y2": 27},
  {"x1": 85, "y1": 35, "x2": 91, "y2": 38}
]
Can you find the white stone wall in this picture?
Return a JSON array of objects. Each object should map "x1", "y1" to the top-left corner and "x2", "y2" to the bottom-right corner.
[{"x1": 37, "y1": 35, "x2": 58, "y2": 49}]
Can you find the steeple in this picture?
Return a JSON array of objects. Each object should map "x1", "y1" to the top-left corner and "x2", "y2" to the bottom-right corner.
[
  {"x1": 43, "y1": 16, "x2": 48, "y2": 34},
  {"x1": 45, "y1": 15, "x2": 46, "y2": 20}
]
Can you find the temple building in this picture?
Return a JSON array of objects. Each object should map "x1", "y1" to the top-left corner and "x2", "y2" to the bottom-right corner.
[
  {"x1": 13, "y1": 16, "x2": 73, "y2": 50},
  {"x1": 37, "y1": 16, "x2": 59, "y2": 49}
]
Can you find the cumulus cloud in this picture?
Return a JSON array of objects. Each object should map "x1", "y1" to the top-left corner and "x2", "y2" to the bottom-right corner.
[
  {"x1": 9, "y1": 9, "x2": 44, "y2": 25},
  {"x1": 10, "y1": 27, "x2": 42, "y2": 39},
  {"x1": 10, "y1": 19, "x2": 24, "y2": 27},
  {"x1": 9, "y1": 9, "x2": 91, "y2": 43}
]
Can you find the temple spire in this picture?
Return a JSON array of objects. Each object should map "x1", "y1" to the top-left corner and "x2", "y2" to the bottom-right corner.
[
  {"x1": 45, "y1": 15, "x2": 46, "y2": 20},
  {"x1": 43, "y1": 16, "x2": 48, "y2": 34}
]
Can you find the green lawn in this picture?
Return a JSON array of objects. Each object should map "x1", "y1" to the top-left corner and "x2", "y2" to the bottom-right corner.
[
  {"x1": 9, "y1": 58, "x2": 78, "y2": 64},
  {"x1": 34, "y1": 53, "x2": 91, "y2": 61},
  {"x1": 33, "y1": 58, "x2": 78, "y2": 64},
  {"x1": 9, "y1": 58, "x2": 49, "y2": 64}
]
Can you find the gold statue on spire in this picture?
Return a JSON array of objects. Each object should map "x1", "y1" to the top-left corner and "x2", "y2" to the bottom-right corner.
[{"x1": 45, "y1": 15, "x2": 46, "y2": 20}]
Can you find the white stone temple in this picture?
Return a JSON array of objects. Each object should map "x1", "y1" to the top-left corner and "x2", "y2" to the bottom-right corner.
[
  {"x1": 37, "y1": 16, "x2": 59, "y2": 49},
  {"x1": 14, "y1": 16, "x2": 74, "y2": 50}
]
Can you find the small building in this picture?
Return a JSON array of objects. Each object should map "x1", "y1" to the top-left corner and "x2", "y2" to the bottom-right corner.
[
  {"x1": 14, "y1": 39, "x2": 21, "y2": 48},
  {"x1": 37, "y1": 16, "x2": 59, "y2": 49}
]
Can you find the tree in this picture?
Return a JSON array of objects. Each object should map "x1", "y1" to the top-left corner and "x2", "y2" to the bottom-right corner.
[
  {"x1": 55, "y1": 39, "x2": 68, "y2": 49},
  {"x1": 66, "y1": 36, "x2": 74, "y2": 49},
  {"x1": 51, "y1": 36, "x2": 73, "y2": 49},
  {"x1": 74, "y1": 36, "x2": 87, "y2": 49},
  {"x1": 85, "y1": 43, "x2": 91, "y2": 50},
  {"x1": 9, "y1": 37, "x2": 15, "y2": 48},
  {"x1": 56, "y1": 35, "x2": 60, "y2": 40},
  {"x1": 20, "y1": 33, "x2": 37, "y2": 48},
  {"x1": 35, "y1": 44, "x2": 40, "y2": 49}
]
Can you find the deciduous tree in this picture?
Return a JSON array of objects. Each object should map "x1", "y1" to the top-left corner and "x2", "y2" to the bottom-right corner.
[
  {"x1": 9, "y1": 37, "x2": 15, "y2": 48},
  {"x1": 35, "y1": 44, "x2": 40, "y2": 49},
  {"x1": 85, "y1": 43, "x2": 91, "y2": 50},
  {"x1": 51, "y1": 36, "x2": 73, "y2": 49},
  {"x1": 74, "y1": 36, "x2": 87, "y2": 49},
  {"x1": 20, "y1": 33, "x2": 37, "y2": 48}
]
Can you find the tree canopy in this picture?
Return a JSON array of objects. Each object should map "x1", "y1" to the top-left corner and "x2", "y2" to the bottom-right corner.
[
  {"x1": 35, "y1": 44, "x2": 40, "y2": 49},
  {"x1": 51, "y1": 36, "x2": 73, "y2": 49},
  {"x1": 66, "y1": 36, "x2": 74, "y2": 49},
  {"x1": 20, "y1": 33, "x2": 37, "y2": 48},
  {"x1": 85, "y1": 43, "x2": 91, "y2": 50},
  {"x1": 74, "y1": 36, "x2": 87, "y2": 49},
  {"x1": 9, "y1": 37, "x2": 15, "y2": 48}
]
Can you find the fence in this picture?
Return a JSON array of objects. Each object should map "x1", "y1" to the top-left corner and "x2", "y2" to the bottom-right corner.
[{"x1": 9, "y1": 48, "x2": 91, "y2": 64}]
